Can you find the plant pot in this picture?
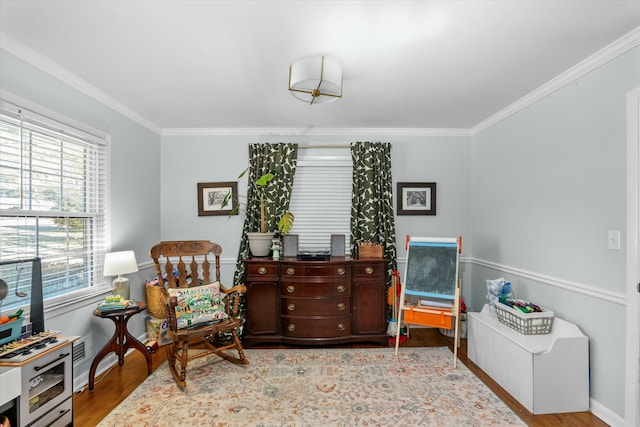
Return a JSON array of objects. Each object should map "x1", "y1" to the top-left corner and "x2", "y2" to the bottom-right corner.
[{"x1": 247, "y1": 232, "x2": 275, "y2": 257}]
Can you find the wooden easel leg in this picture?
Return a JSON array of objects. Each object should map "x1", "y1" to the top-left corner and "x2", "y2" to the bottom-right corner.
[
  {"x1": 394, "y1": 309, "x2": 403, "y2": 355},
  {"x1": 453, "y1": 313, "x2": 459, "y2": 369}
]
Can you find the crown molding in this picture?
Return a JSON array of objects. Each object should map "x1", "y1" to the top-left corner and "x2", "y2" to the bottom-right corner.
[
  {"x1": 471, "y1": 26, "x2": 640, "y2": 135},
  {"x1": 1, "y1": 90, "x2": 109, "y2": 140},
  {"x1": 0, "y1": 35, "x2": 162, "y2": 135},
  {"x1": 160, "y1": 127, "x2": 472, "y2": 137}
]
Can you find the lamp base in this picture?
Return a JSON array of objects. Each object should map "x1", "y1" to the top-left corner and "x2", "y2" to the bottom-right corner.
[{"x1": 112, "y1": 277, "x2": 130, "y2": 300}]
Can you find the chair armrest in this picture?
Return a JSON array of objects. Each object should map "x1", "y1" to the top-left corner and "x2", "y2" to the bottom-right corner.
[
  {"x1": 220, "y1": 283, "x2": 247, "y2": 296},
  {"x1": 165, "y1": 294, "x2": 179, "y2": 331},
  {"x1": 220, "y1": 284, "x2": 246, "y2": 317}
]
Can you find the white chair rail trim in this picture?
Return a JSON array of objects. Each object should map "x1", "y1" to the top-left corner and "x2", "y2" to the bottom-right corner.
[{"x1": 465, "y1": 257, "x2": 626, "y2": 306}]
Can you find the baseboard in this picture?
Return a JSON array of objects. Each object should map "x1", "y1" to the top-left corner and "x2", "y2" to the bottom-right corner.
[
  {"x1": 72, "y1": 332, "x2": 147, "y2": 392},
  {"x1": 73, "y1": 352, "x2": 120, "y2": 392},
  {"x1": 590, "y1": 397, "x2": 625, "y2": 427}
]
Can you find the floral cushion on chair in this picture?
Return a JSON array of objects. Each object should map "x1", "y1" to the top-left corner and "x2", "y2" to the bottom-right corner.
[{"x1": 167, "y1": 282, "x2": 228, "y2": 329}]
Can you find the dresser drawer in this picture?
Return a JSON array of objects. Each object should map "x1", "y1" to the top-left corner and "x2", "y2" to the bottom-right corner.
[
  {"x1": 281, "y1": 282, "x2": 350, "y2": 297},
  {"x1": 281, "y1": 263, "x2": 350, "y2": 278},
  {"x1": 282, "y1": 315, "x2": 351, "y2": 338},
  {"x1": 353, "y1": 262, "x2": 385, "y2": 278},
  {"x1": 282, "y1": 297, "x2": 350, "y2": 316},
  {"x1": 246, "y1": 263, "x2": 278, "y2": 279}
]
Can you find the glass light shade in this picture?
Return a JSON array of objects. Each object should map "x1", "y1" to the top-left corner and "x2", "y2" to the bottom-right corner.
[
  {"x1": 289, "y1": 56, "x2": 342, "y2": 104},
  {"x1": 104, "y1": 251, "x2": 138, "y2": 300}
]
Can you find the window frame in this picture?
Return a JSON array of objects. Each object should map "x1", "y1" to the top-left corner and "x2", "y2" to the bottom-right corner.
[
  {"x1": 288, "y1": 148, "x2": 353, "y2": 253},
  {"x1": 0, "y1": 97, "x2": 110, "y2": 312}
]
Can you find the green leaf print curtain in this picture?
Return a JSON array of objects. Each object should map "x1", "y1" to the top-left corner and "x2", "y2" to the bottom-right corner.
[
  {"x1": 233, "y1": 143, "x2": 299, "y2": 285},
  {"x1": 350, "y1": 142, "x2": 398, "y2": 278}
]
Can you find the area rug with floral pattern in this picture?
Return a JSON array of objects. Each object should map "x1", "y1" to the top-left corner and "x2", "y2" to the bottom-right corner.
[{"x1": 98, "y1": 346, "x2": 525, "y2": 426}]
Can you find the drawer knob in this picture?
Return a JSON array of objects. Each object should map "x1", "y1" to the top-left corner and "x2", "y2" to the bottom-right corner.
[
  {"x1": 337, "y1": 323, "x2": 346, "y2": 331},
  {"x1": 287, "y1": 285, "x2": 296, "y2": 293},
  {"x1": 336, "y1": 285, "x2": 346, "y2": 293},
  {"x1": 337, "y1": 267, "x2": 346, "y2": 275},
  {"x1": 337, "y1": 303, "x2": 346, "y2": 311},
  {"x1": 288, "y1": 324, "x2": 296, "y2": 332},
  {"x1": 287, "y1": 303, "x2": 296, "y2": 311},
  {"x1": 286, "y1": 267, "x2": 295, "y2": 275},
  {"x1": 365, "y1": 266, "x2": 374, "y2": 274},
  {"x1": 258, "y1": 267, "x2": 267, "y2": 275}
]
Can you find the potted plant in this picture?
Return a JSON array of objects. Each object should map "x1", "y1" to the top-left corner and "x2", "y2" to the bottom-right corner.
[{"x1": 222, "y1": 168, "x2": 294, "y2": 256}]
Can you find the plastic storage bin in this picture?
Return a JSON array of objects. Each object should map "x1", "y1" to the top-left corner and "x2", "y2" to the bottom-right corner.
[{"x1": 495, "y1": 302, "x2": 553, "y2": 335}]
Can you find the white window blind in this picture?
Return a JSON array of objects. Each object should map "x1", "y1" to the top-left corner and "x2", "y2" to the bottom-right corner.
[
  {"x1": 288, "y1": 152, "x2": 352, "y2": 253},
  {"x1": 0, "y1": 99, "x2": 108, "y2": 309}
]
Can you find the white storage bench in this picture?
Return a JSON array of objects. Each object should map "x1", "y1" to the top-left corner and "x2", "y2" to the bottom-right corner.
[{"x1": 467, "y1": 304, "x2": 589, "y2": 414}]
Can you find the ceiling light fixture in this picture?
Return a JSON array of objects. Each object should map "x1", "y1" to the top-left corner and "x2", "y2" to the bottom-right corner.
[{"x1": 288, "y1": 56, "x2": 342, "y2": 104}]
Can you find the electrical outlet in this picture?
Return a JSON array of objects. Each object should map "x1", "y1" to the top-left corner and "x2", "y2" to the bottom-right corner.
[{"x1": 608, "y1": 230, "x2": 621, "y2": 250}]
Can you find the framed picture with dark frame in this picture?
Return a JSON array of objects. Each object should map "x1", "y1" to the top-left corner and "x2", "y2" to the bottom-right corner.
[
  {"x1": 197, "y1": 181, "x2": 238, "y2": 216},
  {"x1": 397, "y1": 182, "x2": 436, "y2": 215}
]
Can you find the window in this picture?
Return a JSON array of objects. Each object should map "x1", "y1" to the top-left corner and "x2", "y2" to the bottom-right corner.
[
  {"x1": 0, "y1": 99, "x2": 108, "y2": 310},
  {"x1": 288, "y1": 148, "x2": 352, "y2": 252}
]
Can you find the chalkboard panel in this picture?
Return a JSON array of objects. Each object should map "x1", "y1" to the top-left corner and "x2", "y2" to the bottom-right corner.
[{"x1": 404, "y1": 240, "x2": 458, "y2": 299}]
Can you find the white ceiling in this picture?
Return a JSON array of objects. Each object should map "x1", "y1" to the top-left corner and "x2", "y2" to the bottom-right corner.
[{"x1": 1, "y1": 0, "x2": 639, "y2": 133}]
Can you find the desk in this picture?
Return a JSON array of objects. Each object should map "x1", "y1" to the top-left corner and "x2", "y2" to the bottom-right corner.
[{"x1": 89, "y1": 301, "x2": 151, "y2": 391}]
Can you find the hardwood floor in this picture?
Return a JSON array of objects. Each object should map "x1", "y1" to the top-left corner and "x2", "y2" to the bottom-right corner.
[{"x1": 73, "y1": 328, "x2": 608, "y2": 426}]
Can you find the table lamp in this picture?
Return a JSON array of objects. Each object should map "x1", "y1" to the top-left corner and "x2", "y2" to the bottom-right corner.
[{"x1": 103, "y1": 250, "x2": 138, "y2": 300}]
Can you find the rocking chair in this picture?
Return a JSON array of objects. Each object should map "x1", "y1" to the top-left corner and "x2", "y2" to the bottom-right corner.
[{"x1": 149, "y1": 240, "x2": 248, "y2": 388}]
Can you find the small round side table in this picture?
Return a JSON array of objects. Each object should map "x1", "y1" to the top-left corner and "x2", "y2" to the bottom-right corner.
[{"x1": 88, "y1": 300, "x2": 152, "y2": 391}]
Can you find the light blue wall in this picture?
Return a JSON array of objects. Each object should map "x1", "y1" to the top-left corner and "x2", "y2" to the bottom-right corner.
[
  {"x1": 159, "y1": 134, "x2": 472, "y2": 288},
  {"x1": 470, "y1": 45, "x2": 640, "y2": 418},
  {"x1": 0, "y1": 48, "x2": 162, "y2": 386}
]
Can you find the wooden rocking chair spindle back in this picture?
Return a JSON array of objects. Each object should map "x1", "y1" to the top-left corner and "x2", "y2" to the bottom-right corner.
[{"x1": 149, "y1": 240, "x2": 248, "y2": 388}]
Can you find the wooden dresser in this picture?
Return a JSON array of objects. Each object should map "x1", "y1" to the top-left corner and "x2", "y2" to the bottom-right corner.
[{"x1": 244, "y1": 257, "x2": 388, "y2": 346}]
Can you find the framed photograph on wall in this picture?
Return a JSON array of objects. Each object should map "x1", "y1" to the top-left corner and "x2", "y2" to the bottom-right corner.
[
  {"x1": 197, "y1": 182, "x2": 238, "y2": 216},
  {"x1": 397, "y1": 182, "x2": 436, "y2": 215}
]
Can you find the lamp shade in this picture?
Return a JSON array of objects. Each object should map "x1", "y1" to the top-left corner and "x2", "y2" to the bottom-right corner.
[
  {"x1": 103, "y1": 250, "x2": 139, "y2": 276},
  {"x1": 289, "y1": 56, "x2": 342, "y2": 104}
]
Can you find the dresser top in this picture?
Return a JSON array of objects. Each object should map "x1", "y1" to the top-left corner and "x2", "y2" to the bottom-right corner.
[{"x1": 246, "y1": 256, "x2": 386, "y2": 263}]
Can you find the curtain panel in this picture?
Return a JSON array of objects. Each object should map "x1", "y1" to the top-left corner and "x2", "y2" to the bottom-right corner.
[
  {"x1": 233, "y1": 143, "x2": 298, "y2": 285},
  {"x1": 350, "y1": 142, "x2": 398, "y2": 280}
]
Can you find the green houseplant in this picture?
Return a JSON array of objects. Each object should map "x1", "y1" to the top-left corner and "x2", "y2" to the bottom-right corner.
[{"x1": 222, "y1": 168, "x2": 294, "y2": 256}]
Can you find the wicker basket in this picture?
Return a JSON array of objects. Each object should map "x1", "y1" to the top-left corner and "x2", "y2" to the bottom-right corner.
[
  {"x1": 495, "y1": 301, "x2": 554, "y2": 335},
  {"x1": 145, "y1": 284, "x2": 167, "y2": 319}
]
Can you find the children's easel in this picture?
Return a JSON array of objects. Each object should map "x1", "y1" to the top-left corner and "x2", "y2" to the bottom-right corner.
[{"x1": 395, "y1": 236, "x2": 462, "y2": 367}]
